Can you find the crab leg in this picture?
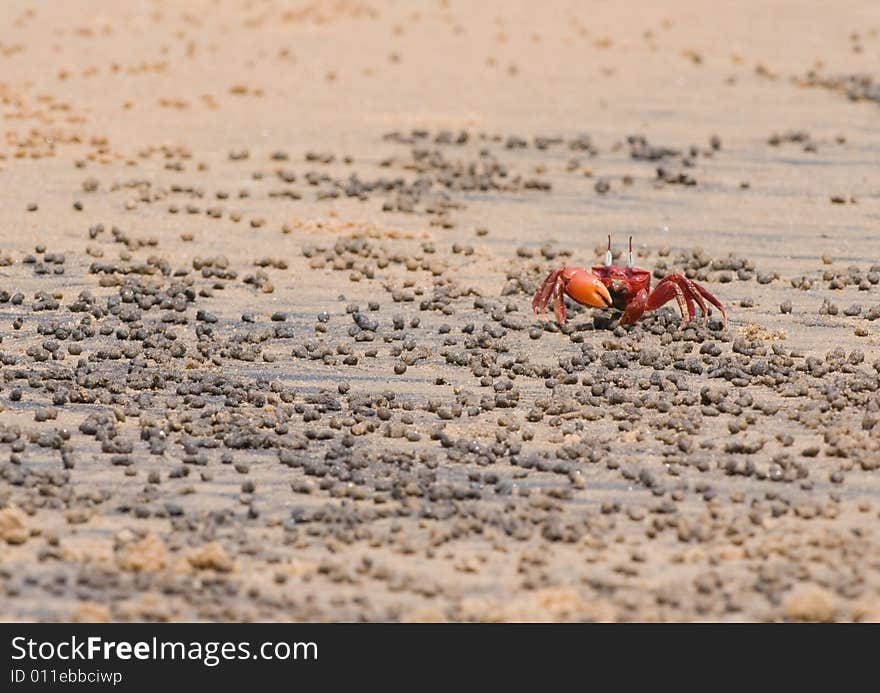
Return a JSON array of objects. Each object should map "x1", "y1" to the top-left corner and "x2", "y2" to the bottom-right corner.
[
  {"x1": 645, "y1": 273, "x2": 727, "y2": 326},
  {"x1": 674, "y1": 274, "x2": 727, "y2": 326},
  {"x1": 671, "y1": 275, "x2": 705, "y2": 322},
  {"x1": 532, "y1": 268, "x2": 562, "y2": 316},
  {"x1": 552, "y1": 280, "x2": 566, "y2": 324},
  {"x1": 681, "y1": 276, "x2": 713, "y2": 321},
  {"x1": 692, "y1": 281, "x2": 727, "y2": 326},
  {"x1": 639, "y1": 278, "x2": 690, "y2": 323}
]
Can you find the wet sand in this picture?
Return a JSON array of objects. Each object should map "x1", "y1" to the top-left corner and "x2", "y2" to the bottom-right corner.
[{"x1": 1, "y1": 0, "x2": 880, "y2": 622}]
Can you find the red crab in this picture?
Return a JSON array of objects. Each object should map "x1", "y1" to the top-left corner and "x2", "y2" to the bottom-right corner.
[{"x1": 532, "y1": 236, "x2": 727, "y2": 327}]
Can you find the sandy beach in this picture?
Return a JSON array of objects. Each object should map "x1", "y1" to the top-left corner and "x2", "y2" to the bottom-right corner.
[{"x1": 1, "y1": 0, "x2": 880, "y2": 621}]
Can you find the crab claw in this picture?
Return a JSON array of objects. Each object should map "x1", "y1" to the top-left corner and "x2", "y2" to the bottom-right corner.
[
  {"x1": 566, "y1": 270, "x2": 612, "y2": 309},
  {"x1": 532, "y1": 267, "x2": 612, "y2": 326}
]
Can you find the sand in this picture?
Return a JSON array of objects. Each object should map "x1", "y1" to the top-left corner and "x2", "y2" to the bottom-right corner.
[{"x1": 1, "y1": 0, "x2": 880, "y2": 622}]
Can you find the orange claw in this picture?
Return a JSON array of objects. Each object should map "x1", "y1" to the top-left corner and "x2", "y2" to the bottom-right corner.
[
  {"x1": 566, "y1": 269, "x2": 612, "y2": 310},
  {"x1": 532, "y1": 267, "x2": 612, "y2": 325}
]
